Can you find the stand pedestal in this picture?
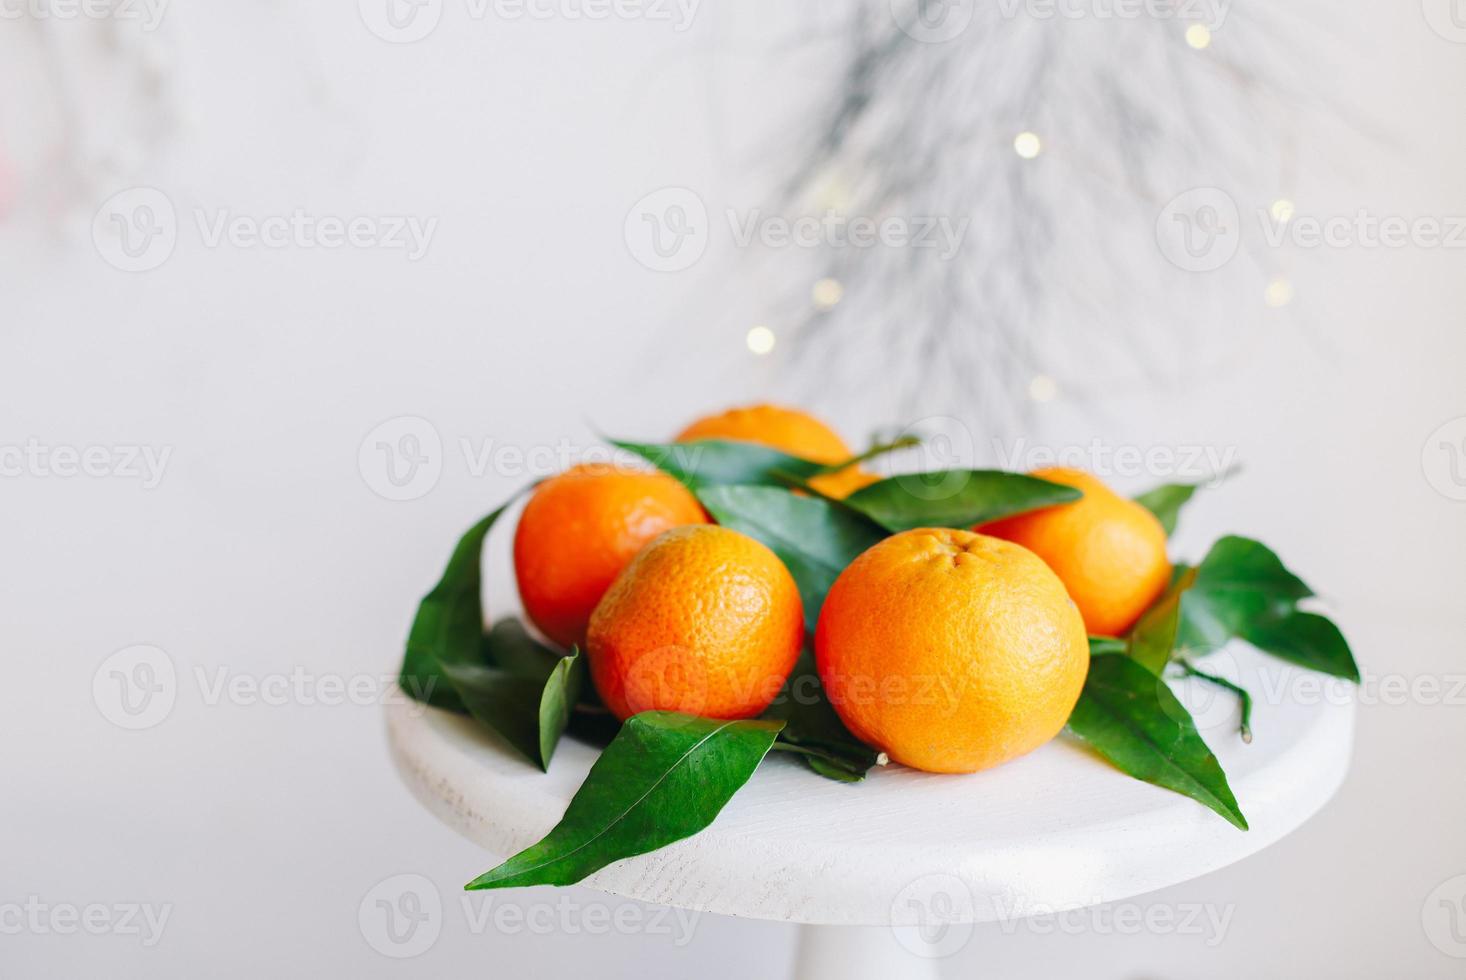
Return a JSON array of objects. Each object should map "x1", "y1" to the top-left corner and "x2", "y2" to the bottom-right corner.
[{"x1": 792, "y1": 925, "x2": 942, "y2": 980}]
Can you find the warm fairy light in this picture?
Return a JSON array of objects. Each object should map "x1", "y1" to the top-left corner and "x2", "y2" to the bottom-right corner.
[
  {"x1": 1270, "y1": 198, "x2": 1296, "y2": 223},
  {"x1": 1264, "y1": 277, "x2": 1294, "y2": 308},
  {"x1": 1013, "y1": 132, "x2": 1042, "y2": 160},
  {"x1": 1028, "y1": 374, "x2": 1058, "y2": 403},
  {"x1": 1185, "y1": 24, "x2": 1212, "y2": 49},
  {"x1": 746, "y1": 325, "x2": 777, "y2": 355},
  {"x1": 812, "y1": 278, "x2": 844, "y2": 310}
]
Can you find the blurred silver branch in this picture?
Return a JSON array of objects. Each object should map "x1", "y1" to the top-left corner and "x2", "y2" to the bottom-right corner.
[{"x1": 756, "y1": 0, "x2": 1345, "y2": 432}]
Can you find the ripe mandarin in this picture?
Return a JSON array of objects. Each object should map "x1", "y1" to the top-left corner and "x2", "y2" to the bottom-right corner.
[
  {"x1": 815, "y1": 528, "x2": 1088, "y2": 774},
  {"x1": 513, "y1": 463, "x2": 707, "y2": 650},
  {"x1": 586, "y1": 525, "x2": 804, "y2": 721},
  {"x1": 977, "y1": 467, "x2": 1171, "y2": 637},
  {"x1": 674, "y1": 403, "x2": 879, "y2": 499}
]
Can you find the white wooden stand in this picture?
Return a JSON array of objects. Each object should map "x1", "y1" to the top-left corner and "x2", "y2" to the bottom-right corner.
[{"x1": 386, "y1": 646, "x2": 1353, "y2": 976}]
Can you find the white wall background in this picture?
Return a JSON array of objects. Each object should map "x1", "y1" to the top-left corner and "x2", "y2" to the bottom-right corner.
[{"x1": 3, "y1": 1, "x2": 1464, "y2": 976}]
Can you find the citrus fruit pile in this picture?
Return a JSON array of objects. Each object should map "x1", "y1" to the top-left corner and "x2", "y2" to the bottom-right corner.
[{"x1": 395, "y1": 404, "x2": 1359, "y2": 891}]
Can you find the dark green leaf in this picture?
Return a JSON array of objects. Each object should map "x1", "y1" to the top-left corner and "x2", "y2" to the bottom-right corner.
[
  {"x1": 1127, "y1": 566, "x2": 1196, "y2": 675},
  {"x1": 696, "y1": 485, "x2": 886, "y2": 632},
  {"x1": 770, "y1": 742, "x2": 869, "y2": 783},
  {"x1": 763, "y1": 647, "x2": 880, "y2": 782},
  {"x1": 442, "y1": 624, "x2": 584, "y2": 771},
  {"x1": 1088, "y1": 636, "x2": 1130, "y2": 658},
  {"x1": 843, "y1": 470, "x2": 1082, "y2": 533},
  {"x1": 814, "y1": 434, "x2": 921, "y2": 473},
  {"x1": 611, "y1": 438, "x2": 827, "y2": 490},
  {"x1": 467, "y1": 713, "x2": 784, "y2": 889},
  {"x1": 1245, "y1": 611, "x2": 1360, "y2": 682},
  {"x1": 400, "y1": 504, "x2": 514, "y2": 712},
  {"x1": 1191, "y1": 535, "x2": 1313, "y2": 602},
  {"x1": 1176, "y1": 536, "x2": 1358, "y2": 681},
  {"x1": 1133, "y1": 483, "x2": 1198, "y2": 536},
  {"x1": 1067, "y1": 654, "x2": 1248, "y2": 830}
]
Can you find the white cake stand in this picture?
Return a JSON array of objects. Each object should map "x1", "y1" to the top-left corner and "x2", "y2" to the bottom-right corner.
[{"x1": 386, "y1": 646, "x2": 1353, "y2": 979}]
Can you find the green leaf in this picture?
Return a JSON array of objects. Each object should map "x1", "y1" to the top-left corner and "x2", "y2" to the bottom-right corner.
[
  {"x1": 1088, "y1": 635, "x2": 1130, "y2": 658},
  {"x1": 400, "y1": 504, "x2": 514, "y2": 712},
  {"x1": 1244, "y1": 610, "x2": 1360, "y2": 682},
  {"x1": 1133, "y1": 482, "x2": 1198, "y2": 536},
  {"x1": 1177, "y1": 536, "x2": 1358, "y2": 680},
  {"x1": 467, "y1": 713, "x2": 784, "y2": 889},
  {"x1": 763, "y1": 647, "x2": 881, "y2": 782},
  {"x1": 611, "y1": 438, "x2": 827, "y2": 490},
  {"x1": 1066, "y1": 654, "x2": 1248, "y2": 830},
  {"x1": 1126, "y1": 566, "x2": 1196, "y2": 675},
  {"x1": 814, "y1": 434, "x2": 921, "y2": 473},
  {"x1": 441, "y1": 623, "x2": 584, "y2": 771},
  {"x1": 1134, "y1": 467, "x2": 1239, "y2": 536},
  {"x1": 843, "y1": 470, "x2": 1082, "y2": 533},
  {"x1": 696, "y1": 485, "x2": 886, "y2": 632}
]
